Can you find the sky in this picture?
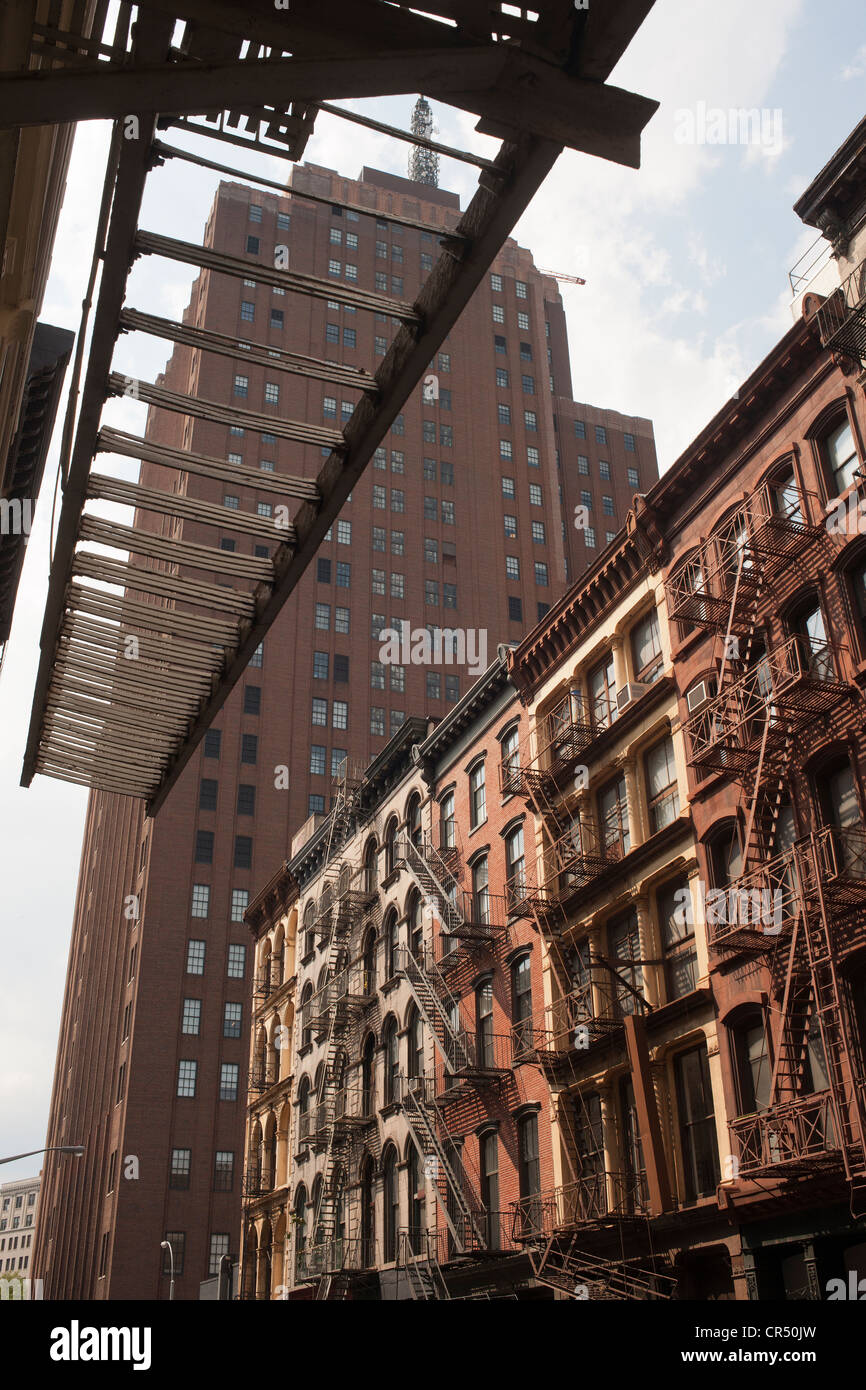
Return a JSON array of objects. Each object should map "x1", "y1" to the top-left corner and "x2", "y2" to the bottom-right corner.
[{"x1": 1, "y1": 0, "x2": 864, "y2": 1181}]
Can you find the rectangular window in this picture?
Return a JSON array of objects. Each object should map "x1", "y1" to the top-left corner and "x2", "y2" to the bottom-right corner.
[
  {"x1": 391, "y1": 573, "x2": 404, "y2": 599},
  {"x1": 334, "y1": 654, "x2": 349, "y2": 683},
  {"x1": 313, "y1": 650, "x2": 329, "y2": 680},
  {"x1": 230, "y1": 889, "x2": 249, "y2": 923},
  {"x1": 504, "y1": 514, "x2": 517, "y2": 538},
  {"x1": 331, "y1": 747, "x2": 347, "y2": 778},
  {"x1": 675, "y1": 1047, "x2": 721, "y2": 1202},
  {"x1": 628, "y1": 467, "x2": 640, "y2": 489},
  {"x1": 241, "y1": 733, "x2": 258, "y2": 764},
  {"x1": 328, "y1": 259, "x2": 341, "y2": 277},
  {"x1": 599, "y1": 460, "x2": 610, "y2": 479},
  {"x1": 249, "y1": 203, "x2": 262, "y2": 223},
  {"x1": 508, "y1": 596, "x2": 523, "y2": 623},
  {"x1": 519, "y1": 341, "x2": 533, "y2": 361},
  {"x1": 234, "y1": 836, "x2": 252, "y2": 870},
  {"x1": 336, "y1": 561, "x2": 351, "y2": 588},
  {"x1": 391, "y1": 530, "x2": 405, "y2": 556},
  {"x1": 315, "y1": 602, "x2": 330, "y2": 631},
  {"x1": 191, "y1": 884, "x2": 210, "y2": 918},
  {"x1": 237, "y1": 784, "x2": 256, "y2": 817},
  {"x1": 603, "y1": 495, "x2": 615, "y2": 516},
  {"x1": 574, "y1": 419, "x2": 586, "y2": 439},
  {"x1": 182, "y1": 999, "x2": 201, "y2": 1035},
  {"x1": 170, "y1": 1149, "x2": 191, "y2": 1190},
  {"x1": 646, "y1": 736, "x2": 680, "y2": 832},
  {"x1": 335, "y1": 607, "x2": 350, "y2": 634},
  {"x1": 659, "y1": 881, "x2": 698, "y2": 1001},
  {"x1": 529, "y1": 483, "x2": 542, "y2": 506},
  {"x1": 219, "y1": 1064, "x2": 239, "y2": 1102},
  {"x1": 243, "y1": 685, "x2": 261, "y2": 716},
  {"x1": 309, "y1": 794, "x2": 325, "y2": 815},
  {"x1": 443, "y1": 582, "x2": 457, "y2": 608},
  {"x1": 438, "y1": 352, "x2": 450, "y2": 372},
  {"x1": 517, "y1": 311, "x2": 530, "y2": 331},
  {"x1": 492, "y1": 304, "x2": 505, "y2": 323},
  {"x1": 223, "y1": 1003, "x2": 243, "y2": 1039},
  {"x1": 391, "y1": 489, "x2": 405, "y2": 513},
  {"x1": 531, "y1": 520, "x2": 546, "y2": 543},
  {"x1": 246, "y1": 236, "x2": 260, "y2": 255},
  {"x1": 516, "y1": 280, "x2": 527, "y2": 299},
  {"x1": 490, "y1": 272, "x2": 503, "y2": 291},
  {"x1": 177, "y1": 1060, "x2": 197, "y2": 1098},
  {"x1": 534, "y1": 561, "x2": 549, "y2": 586},
  {"x1": 506, "y1": 555, "x2": 520, "y2": 580},
  {"x1": 524, "y1": 410, "x2": 538, "y2": 432},
  {"x1": 195, "y1": 830, "x2": 214, "y2": 864},
  {"x1": 595, "y1": 424, "x2": 607, "y2": 445},
  {"x1": 214, "y1": 1152, "x2": 234, "y2": 1192},
  {"x1": 186, "y1": 940, "x2": 206, "y2": 975},
  {"x1": 427, "y1": 672, "x2": 441, "y2": 699},
  {"x1": 240, "y1": 300, "x2": 255, "y2": 322},
  {"x1": 371, "y1": 707, "x2": 385, "y2": 736},
  {"x1": 522, "y1": 375, "x2": 535, "y2": 394},
  {"x1": 624, "y1": 432, "x2": 636, "y2": 451},
  {"x1": 312, "y1": 698, "x2": 328, "y2": 726},
  {"x1": 470, "y1": 761, "x2": 486, "y2": 828},
  {"x1": 233, "y1": 375, "x2": 248, "y2": 398},
  {"x1": 337, "y1": 519, "x2": 351, "y2": 545},
  {"x1": 270, "y1": 310, "x2": 283, "y2": 330},
  {"x1": 494, "y1": 335, "x2": 507, "y2": 354},
  {"x1": 333, "y1": 700, "x2": 348, "y2": 730},
  {"x1": 310, "y1": 743, "x2": 327, "y2": 775}
]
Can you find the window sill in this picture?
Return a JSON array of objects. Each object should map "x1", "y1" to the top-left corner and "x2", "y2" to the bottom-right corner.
[
  {"x1": 381, "y1": 974, "x2": 401, "y2": 994},
  {"x1": 379, "y1": 1102, "x2": 401, "y2": 1120},
  {"x1": 300, "y1": 951, "x2": 316, "y2": 968},
  {"x1": 297, "y1": 1043, "x2": 314, "y2": 1061}
]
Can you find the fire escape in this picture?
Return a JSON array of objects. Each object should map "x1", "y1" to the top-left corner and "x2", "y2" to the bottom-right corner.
[
  {"x1": 502, "y1": 694, "x2": 674, "y2": 1297},
  {"x1": 668, "y1": 481, "x2": 866, "y2": 1196},
  {"x1": 396, "y1": 833, "x2": 511, "y2": 1259},
  {"x1": 302, "y1": 759, "x2": 379, "y2": 1298}
]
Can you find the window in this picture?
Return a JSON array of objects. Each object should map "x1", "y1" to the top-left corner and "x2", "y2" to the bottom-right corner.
[
  {"x1": 445, "y1": 675, "x2": 459, "y2": 703},
  {"x1": 595, "y1": 424, "x2": 607, "y2": 445},
  {"x1": 311, "y1": 698, "x2": 328, "y2": 727},
  {"x1": 195, "y1": 830, "x2": 214, "y2": 864},
  {"x1": 214, "y1": 1152, "x2": 234, "y2": 1192},
  {"x1": 494, "y1": 334, "x2": 507, "y2": 354},
  {"x1": 504, "y1": 514, "x2": 518, "y2": 539},
  {"x1": 519, "y1": 342, "x2": 532, "y2": 361},
  {"x1": 627, "y1": 467, "x2": 639, "y2": 489},
  {"x1": 331, "y1": 747, "x2": 347, "y2": 778},
  {"x1": 191, "y1": 884, "x2": 210, "y2": 918},
  {"x1": 220, "y1": 1063, "x2": 239, "y2": 1102},
  {"x1": 441, "y1": 461, "x2": 454, "y2": 486},
  {"x1": 249, "y1": 642, "x2": 263, "y2": 668},
  {"x1": 658, "y1": 880, "x2": 698, "y2": 1000},
  {"x1": 246, "y1": 235, "x2": 260, "y2": 255},
  {"x1": 512, "y1": 953, "x2": 533, "y2": 1055},
  {"x1": 534, "y1": 561, "x2": 549, "y2": 586},
  {"x1": 383, "y1": 1017, "x2": 399, "y2": 1106},
  {"x1": 574, "y1": 419, "x2": 586, "y2": 439},
  {"x1": 335, "y1": 607, "x2": 350, "y2": 634},
  {"x1": 470, "y1": 760, "x2": 486, "y2": 828},
  {"x1": 309, "y1": 794, "x2": 325, "y2": 815},
  {"x1": 532, "y1": 521, "x2": 546, "y2": 544},
  {"x1": 233, "y1": 375, "x2": 248, "y2": 398},
  {"x1": 162, "y1": 1233, "x2": 185, "y2": 1277},
  {"x1": 501, "y1": 476, "x2": 515, "y2": 498},
  {"x1": 234, "y1": 836, "x2": 252, "y2": 870},
  {"x1": 249, "y1": 203, "x2": 262, "y2": 222},
  {"x1": 599, "y1": 460, "x2": 610, "y2": 480},
  {"x1": 506, "y1": 555, "x2": 520, "y2": 580},
  {"x1": 825, "y1": 416, "x2": 859, "y2": 493},
  {"x1": 223, "y1": 1003, "x2": 243, "y2": 1039},
  {"x1": 517, "y1": 1113, "x2": 541, "y2": 1222},
  {"x1": 674, "y1": 1046, "x2": 721, "y2": 1202},
  {"x1": 182, "y1": 998, "x2": 201, "y2": 1035},
  {"x1": 490, "y1": 272, "x2": 503, "y2": 291},
  {"x1": 476, "y1": 975, "x2": 494, "y2": 1064},
  {"x1": 442, "y1": 500, "x2": 455, "y2": 525},
  {"x1": 598, "y1": 774, "x2": 630, "y2": 856},
  {"x1": 517, "y1": 311, "x2": 530, "y2": 331},
  {"x1": 646, "y1": 736, "x2": 679, "y2": 834},
  {"x1": 241, "y1": 733, "x2": 258, "y2": 763},
  {"x1": 390, "y1": 573, "x2": 404, "y2": 599},
  {"x1": 492, "y1": 304, "x2": 505, "y2": 324},
  {"x1": 527, "y1": 445, "x2": 539, "y2": 467},
  {"x1": 333, "y1": 700, "x2": 348, "y2": 730},
  {"x1": 524, "y1": 410, "x2": 537, "y2": 432},
  {"x1": 243, "y1": 685, "x2": 261, "y2": 715},
  {"x1": 336, "y1": 561, "x2": 351, "y2": 588},
  {"x1": 186, "y1": 940, "x2": 205, "y2": 975},
  {"x1": 391, "y1": 489, "x2": 405, "y2": 514},
  {"x1": 624, "y1": 432, "x2": 636, "y2": 452},
  {"x1": 529, "y1": 483, "x2": 542, "y2": 505},
  {"x1": 240, "y1": 300, "x2": 255, "y2": 322},
  {"x1": 227, "y1": 945, "x2": 246, "y2": 979},
  {"x1": 313, "y1": 651, "x2": 329, "y2": 681},
  {"x1": 334, "y1": 654, "x2": 349, "y2": 683},
  {"x1": 631, "y1": 609, "x2": 663, "y2": 684},
  {"x1": 277, "y1": 212, "x2": 290, "y2": 230},
  {"x1": 370, "y1": 707, "x2": 385, "y2": 736},
  {"x1": 177, "y1": 1060, "x2": 197, "y2": 1098},
  {"x1": 508, "y1": 596, "x2": 523, "y2": 623},
  {"x1": 315, "y1": 602, "x2": 330, "y2": 631}
]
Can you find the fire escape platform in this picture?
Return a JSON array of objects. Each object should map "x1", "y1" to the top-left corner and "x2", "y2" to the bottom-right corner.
[{"x1": 10, "y1": 0, "x2": 660, "y2": 809}]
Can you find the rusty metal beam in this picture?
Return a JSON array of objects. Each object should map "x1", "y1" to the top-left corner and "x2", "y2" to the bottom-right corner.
[{"x1": 623, "y1": 1014, "x2": 673, "y2": 1216}]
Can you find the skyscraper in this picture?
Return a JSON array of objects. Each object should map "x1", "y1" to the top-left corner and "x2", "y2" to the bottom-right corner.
[{"x1": 35, "y1": 156, "x2": 657, "y2": 1299}]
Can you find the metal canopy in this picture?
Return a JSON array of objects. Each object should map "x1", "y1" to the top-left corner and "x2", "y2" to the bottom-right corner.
[{"x1": 12, "y1": 0, "x2": 659, "y2": 810}]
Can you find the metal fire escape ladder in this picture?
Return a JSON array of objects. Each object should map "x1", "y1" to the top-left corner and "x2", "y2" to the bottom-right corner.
[
  {"x1": 398, "y1": 944, "x2": 473, "y2": 1074},
  {"x1": 401, "y1": 1084, "x2": 487, "y2": 1252},
  {"x1": 399, "y1": 834, "x2": 465, "y2": 939},
  {"x1": 397, "y1": 1232, "x2": 451, "y2": 1300},
  {"x1": 529, "y1": 1236, "x2": 675, "y2": 1301}
]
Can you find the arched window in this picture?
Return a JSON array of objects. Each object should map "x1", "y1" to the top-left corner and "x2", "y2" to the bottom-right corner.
[
  {"x1": 408, "y1": 890, "x2": 424, "y2": 958},
  {"x1": 383, "y1": 906, "x2": 399, "y2": 980},
  {"x1": 407, "y1": 1004, "x2": 424, "y2": 1082},
  {"x1": 472, "y1": 854, "x2": 490, "y2": 925},
  {"x1": 360, "y1": 1155, "x2": 375, "y2": 1267},
  {"x1": 363, "y1": 838, "x2": 378, "y2": 895},
  {"x1": 475, "y1": 977, "x2": 494, "y2": 1068},
  {"x1": 383, "y1": 1016, "x2": 399, "y2": 1105},
  {"x1": 768, "y1": 462, "x2": 802, "y2": 521},
  {"x1": 293, "y1": 1185, "x2": 307, "y2": 1280},
  {"x1": 384, "y1": 816, "x2": 399, "y2": 876},
  {"x1": 303, "y1": 902, "x2": 316, "y2": 959},
  {"x1": 361, "y1": 1032, "x2": 376, "y2": 1117},
  {"x1": 362, "y1": 927, "x2": 377, "y2": 996},
  {"x1": 823, "y1": 414, "x2": 860, "y2": 494},
  {"x1": 439, "y1": 790, "x2": 456, "y2": 849},
  {"x1": 297, "y1": 1075, "x2": 311, "y2": 1143},
  {"x1": 706, "y1": 822, "x2": 743, "y2": 889},
  {"x1": 382, "y1": 1145, "x2": 399, "y2": 1263},
  {"x1": 787, "y1": 591, "x2": 834, "y2": 678},
  {"x1": 299, "y1": 983, "x2": 313, "y2": 1049},
  {"x1": 407, "y1": 1143, "x2": 423, "y2": 1254},
  {"x1": 406, "y1": 792, "x2": 422, "y2": 849}
]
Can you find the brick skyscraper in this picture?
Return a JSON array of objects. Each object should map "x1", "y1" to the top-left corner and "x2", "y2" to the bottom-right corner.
[{"x1": 35, "y1": 158, "x2": 657, "y2": 1298}]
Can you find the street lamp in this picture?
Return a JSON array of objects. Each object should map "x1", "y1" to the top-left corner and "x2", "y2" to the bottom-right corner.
[
  {"x1": 0, "y1": 1145, "x2": 85, "y2": 1165},
  {"x1": 160, "y1": 1240, "x2": 175, "y2": 1301}
]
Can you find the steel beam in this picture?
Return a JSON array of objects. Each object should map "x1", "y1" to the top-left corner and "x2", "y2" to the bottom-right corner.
[{"x1": 146, "y1": 131, "x2": 563, "y2": 814}]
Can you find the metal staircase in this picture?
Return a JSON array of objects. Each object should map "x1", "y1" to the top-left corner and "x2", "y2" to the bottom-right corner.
[
  {"x1": 397, "y1": 1232, "x2": 451, "y2": 1300},
  {"x1": 530, "y1": 1235, "x2": 675, "y2": 1301},
  {"x1": 400, "y1": 1079, "x2": 487, "y2": 1252}
]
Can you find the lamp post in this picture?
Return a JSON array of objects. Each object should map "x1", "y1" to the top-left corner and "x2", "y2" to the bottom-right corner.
[
  {"x1": 0, "y1": 1145, "x2": 85, "y2": 1165},
  {"x1": 160, "y1": 1240, "x2": 175, "y2": 1301}
]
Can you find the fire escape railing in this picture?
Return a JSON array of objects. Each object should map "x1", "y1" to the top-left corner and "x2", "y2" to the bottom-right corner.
[
  {"x1": 814, "y1": 257, "x2": 866, "y2": 363},
  {"x1": 511, "y1": 1172, "x2": 650, "y2": 1242},
  {"x1": 729, "y1": 1091, "x2": 840, "y2": 1176}
]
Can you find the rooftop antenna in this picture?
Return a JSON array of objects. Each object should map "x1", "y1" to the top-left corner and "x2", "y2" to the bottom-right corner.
[{"x1": 408, "y1": 96, "x2": 439, "y2": 187}]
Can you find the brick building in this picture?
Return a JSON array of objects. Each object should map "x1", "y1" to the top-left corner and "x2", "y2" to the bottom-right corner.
[{"x1": 35, "y1": 154, "x2": 656, "y2": 1300}]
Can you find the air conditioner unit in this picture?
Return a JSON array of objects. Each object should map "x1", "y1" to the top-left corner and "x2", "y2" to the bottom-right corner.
[
  {"x1": 686, "y1": 680, "x2": 714, "y2": 713},
  {"x1": 616, "y1": 682, "x2": 648, "y2": 712}
]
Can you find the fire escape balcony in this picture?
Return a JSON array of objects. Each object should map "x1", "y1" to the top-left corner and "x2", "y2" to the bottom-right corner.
[
  {"x1": 242, "y1": 1168, "x2": 267, "y2": 1198},
  {"x1": 307, "y1": 960, "x2": 373, "y2": 1031},
  {"x1": 504, "y1": 691, "x2": 610, "y2": 802},
  {"x1": 665, "y1": 485, "x2": 826, "y2": 633},
  {"x1": 249, "y1": 1064, "x2": 277, "y2": 1093},
  {"x1": 808, "y1": 824, "x2": 866, "y2": 918},
  {"x1": 254, "y1": 954, "x2": 284, "y2": 1001},
  {"x1": 814, "y1": 258, "x2": 866, "y2": 363},
  {"x1": 683, "y1": 635, "x2": 850, "y2": 781},
  {"x1": 315, "y1": 889, "x2": 369, "y2": 946},
  {"x1": 511, "y1": 1172, "x2": 650, "y2": 1243},
  {"x1": 524, "y1": 986, "x2": 646, "y2": 1074},
  {"x1": 437, "y1": 1031, "x2": 513, "y2": 1099},
  {"x1": 728, "y1": 1090, "x2": 842, "y2": 1178},
  {"x1": 708, "y1": 844, "x2": 805, "y2": 952}
]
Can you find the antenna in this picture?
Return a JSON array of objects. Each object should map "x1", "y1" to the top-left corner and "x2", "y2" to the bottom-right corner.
[{"x1": 408, "y1": 96, "x2": 440, "y2": 187}]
